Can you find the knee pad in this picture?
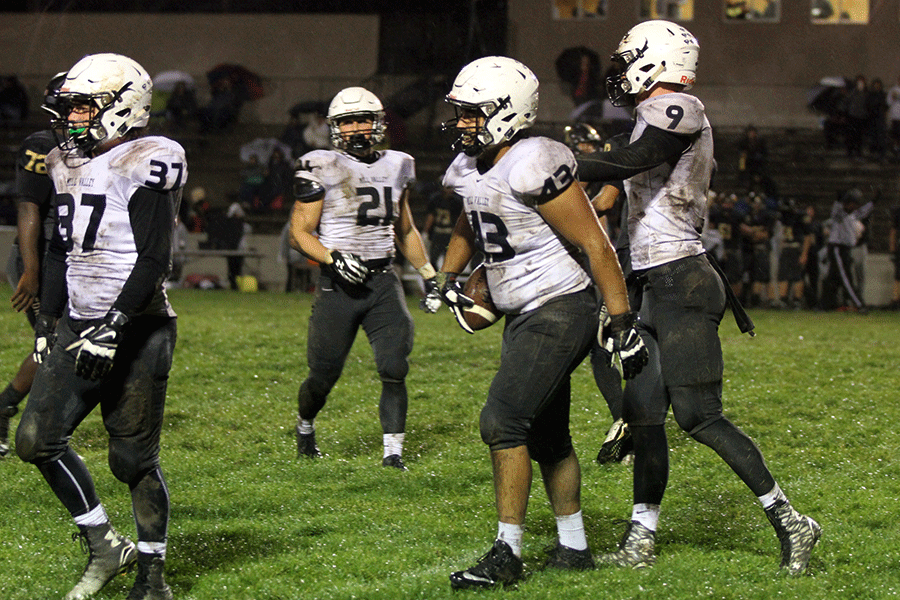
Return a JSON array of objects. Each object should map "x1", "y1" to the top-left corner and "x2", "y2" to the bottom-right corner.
[
  {"x1": 526, "y1": 435, "x2": 573, "y2": 465},
  {"x1": 479, "y1": 404, "x2": 528, "y2": 450},
  {"x1": 375, "y1": 355, "x2": 409, "y2": 385},
  {"x1": 14, "y1": 417, "x2": 40, "y2": 463},
  {"x1": 669, "y1": 382, "x2": 724, "y2": 435},
  {"x1": 108, "y1": 438, "x2": 157, "y2": 485}
]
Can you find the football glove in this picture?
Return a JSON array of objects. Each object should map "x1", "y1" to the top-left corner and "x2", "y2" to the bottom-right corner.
[
  {"x1": 33, "y1": 313, "x2": 57, "y2": 364},
  {"x1": 419, "y1": 276, "x2": 442, "y2": 313},
  {"x1": 440, "y1": 273, "x2": 476, "y2": 334},
  {"x1": 329, "y1": 250, "x2": 369, "y2": 285},
  {"x1": 66, "y1": 310, "x2": 128, "y2": 381},
  {"x1": 608, "y1": 311, "x2": 648, "y2": 380}
]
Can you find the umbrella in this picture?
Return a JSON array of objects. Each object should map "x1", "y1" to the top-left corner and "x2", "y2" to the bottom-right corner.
[
  {"x1": 207, "y1": 64, "x2": 264, "y2": 102},
  {"x1": 152, "y1": 70, "x2": 195, "y2": 93},
  {"x1": 807, "y1": 76, "x2": 847, "y2": 112}
]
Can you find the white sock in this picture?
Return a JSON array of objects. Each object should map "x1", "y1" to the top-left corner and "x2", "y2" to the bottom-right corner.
[
  {"x1": 631, "y1": 503, "x2": 660, "y2": 532},
  {"x1": 497, "y1": 522, "x2": 525, "y2": 557},
  {"x1": 555, "y1": 510, "x2": 588, "y2": 551},
  {"x1": 758, "y1": 483, "x2": 787, "y2": 509},
  {"x1": 74, "y1": 504, "x2": 108, "y2": 528},
  {"x1": 136, "y1": 541, "x2": 167, "y2": 558},
  {"x1": 383, "y1": 433, "x2": 405, "y2": 458},
  {"x1": 297, "y1": 418, "x2": 314, "y2": 435}
]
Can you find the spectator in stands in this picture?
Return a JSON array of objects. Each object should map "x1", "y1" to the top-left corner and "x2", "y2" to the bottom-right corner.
[
  {"x1": 0, "y1": 75, "x2": 29, "y2": 122},
  {"x1": 281, "y1": 113, "x2": 310, "y2": 159},
  {"x1": 867, "y1": 77, "x2": 888, "y2": 160},
  {"x1": 256, "y1": 147, "x2": 293, "y2": 212},
  {"x1": 186, "y1": 186, "x2": 211, "y2": 233},
  {"x1": 736, "y1": 125, "x2": 775, "y2": 195},
  {"x1": 844, "y1": 75, "x2": 869, "y2": 158},
  {"x1": 165, "y1": 81, "x2": 198, "y2": 131},
  {"x1": 887, "y1": 74, "x2": 900, "y2": 159},
  {"x1": 302, "y1": 111, "x2": 330, "y2": 150},
  {"x1": 820, "y1": 188, "x2": 873, "y2": 312},
  {"x1": 200, "y1": 76, "x2": 240, "y2": 132},
  {"x1": 239, "y1": 154, "x2": 266, "y2": 208}
]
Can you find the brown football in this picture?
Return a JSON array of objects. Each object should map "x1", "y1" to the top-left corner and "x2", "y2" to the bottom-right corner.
[{"x1": 462, "y1": 264, "x2": 502, "y2": 330}]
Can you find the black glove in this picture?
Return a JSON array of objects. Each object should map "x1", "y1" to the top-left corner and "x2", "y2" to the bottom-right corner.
[
  {"x1": 33, "y1": 313, "x2": 57, "y2": 364},
  {"x1": 419, "y1": 276, "x2": 442, "y2": 313},
  {"x1": 65, "y1": 310, "x2": 129, "y2": 381},
  {"x1": 440, "y1": 273, "x2": 476, "y2": 334},
  {"x1": 329, "y1": 250, "x2": 369, "y2": 285},
  {"x1": 608, "y1": 311, "x2": 649, "y2": 380}
]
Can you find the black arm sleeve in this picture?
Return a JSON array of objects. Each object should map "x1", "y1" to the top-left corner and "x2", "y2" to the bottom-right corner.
[
  {"x1": 576, "y1": 125, "x2": 693, "y2": 183},
  {"x1": 113, "y1": 186, "x2": 175, "y2": 317},
  {"x1": 39, "y1": 212, "x2": 69, "y2": 319}
]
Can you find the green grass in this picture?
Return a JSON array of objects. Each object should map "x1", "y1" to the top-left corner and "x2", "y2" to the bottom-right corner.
[{"x1": 1, "y1": 286, "x2": 899, "y2": 599}]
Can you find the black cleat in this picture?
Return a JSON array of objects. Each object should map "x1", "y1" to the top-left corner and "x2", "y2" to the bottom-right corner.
[
  {"x1": 765, "y1": 500, "x2": 822, "y2": 576},
  {"x1": 382, "y1": 454, "x2": 407, "y2": 470},
  {"x1": 597, "y1": 418, "x2": 633, "y2": 464},
  {"x1": 126, "y1": 552, "x2": 173, "y2": 600},
  {"x1": 296, "y1": 426, "x2": 321, "y2": 458},
  {"x1": 0, "y1": 404, "x2": 16, "y2": 458},
  {"x1": 450, "y1": 540, "x2": 524, "y2": 590},
  {"x1": 544, "y1": 542, "x2": 595, "y2": 570},
  {"x1": 64, "y1": 523, "x2": 137, "y2": 600}
]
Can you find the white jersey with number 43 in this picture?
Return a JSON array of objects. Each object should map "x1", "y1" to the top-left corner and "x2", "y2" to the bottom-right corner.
[
  {"x1": 45, "y1": 136, "x2": 186, "y2": 320},
  {"x1": 626, "y1": 92, "x2": 714, "y2": 271},
  {"x1": 442, "y1": 136, "x2": 593, "y2": 314},
  {"x1": 297, "y1": 149, "x2": 415, "y2": 263}
]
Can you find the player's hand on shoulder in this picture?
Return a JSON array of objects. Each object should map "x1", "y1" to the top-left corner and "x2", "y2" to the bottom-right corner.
[
  {"x1": 329, "y1": 250, "x2": 369, "y2": 285},
  {"x1": 66, "y1": 310, "x2": 128, "y2": 381},
  {"x1": 439, "y1": 273, "x2": 476, "y2": 334}
]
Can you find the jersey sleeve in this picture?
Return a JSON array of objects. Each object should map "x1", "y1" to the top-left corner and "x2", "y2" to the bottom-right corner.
[
  {"x1": 508, "y1": 138, "x2": 578, "y2": 206},
  {"x1": 640, "y1": 94, "x2": 706, "y2": 136},
  {"x1": 15, "y1": 131, "x2": 56, "y2": 204}
]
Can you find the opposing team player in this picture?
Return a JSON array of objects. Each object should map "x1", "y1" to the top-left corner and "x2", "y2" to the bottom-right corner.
[
  {"x1": 0, "y1": 72, "x2": 65, "y2": 458},
  {"x1": 434, "y1": 56, "x2": 646, "y2": 589},
  {"x1": 290, "y1": 86, "x2": 439, "y2": 470},
  {"x1": 16, "y1": 53, "x2": 184, "y2": 599},
  {"x1": 576, "y1": 21, "x2": 821, "y2": 575}
]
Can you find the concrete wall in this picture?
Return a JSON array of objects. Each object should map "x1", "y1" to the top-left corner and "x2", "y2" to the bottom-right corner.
[{"x1": 1, "y1": 226, "x2": 895, "y2": 305}]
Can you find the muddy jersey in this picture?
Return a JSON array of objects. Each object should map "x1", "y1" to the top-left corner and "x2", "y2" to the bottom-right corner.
[
  {"x1": 45, "y1": 136, "x2": 186, "y2": 320},
  {"x1": 626, "y1": 93, "x2": 714, "y2": 270},
  {"x1": 297, "y1": 149, "x2": 415, "y2": 262},
  {"x1": 14, "y1": 129, "x2": 57, "y2": 246},
  {"x1": 442, "y1": 136, "x2": 593, "y2": 314}
]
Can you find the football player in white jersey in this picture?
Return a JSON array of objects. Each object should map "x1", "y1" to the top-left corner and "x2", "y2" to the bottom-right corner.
[
  {"x1": 577, "y1": 21, "x2": 821, "y2": 575},
  {"x1": 16, "y1": 53, "x2": 183, "y2": 600},
  {"x1": 289, "y1": 86, "x2": 438, "y2": 470},
  {"x1": 433, "y1": 56, "x2": 647, "y2": 589}
]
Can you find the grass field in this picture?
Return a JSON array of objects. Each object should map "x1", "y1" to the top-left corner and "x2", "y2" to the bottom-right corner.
[{"x1": 0, "y1": 286, "x2": 898, "y2": 599}]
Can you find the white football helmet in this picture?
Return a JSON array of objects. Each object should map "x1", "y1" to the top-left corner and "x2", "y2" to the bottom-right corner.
[
  {"x1": 327, "y1": 86, "x2": 386, "y2": 155},
  {"x1": 443, "y1": 56, "x2": 539, "y2": 156},
  {"x1": 52, "y1": 53, "x2": 152, "y2": 154},
  {"x1": 606, "y1": 20, "x2": 699, "y2": 107}
]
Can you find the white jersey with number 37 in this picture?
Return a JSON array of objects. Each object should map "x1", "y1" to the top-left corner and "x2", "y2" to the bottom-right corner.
[
  {"x1": 46, "y1": 136, "x2": 186, "y2": 319},
  {"x1": 442, "y1": 137, "x2": 593, "y2": 314},
  {"x1": 626, "y1": 92, "x2": 714, "y2": 271},
  {"x1": 297, "y1": 149, "x2": 415, "y2": 262}
]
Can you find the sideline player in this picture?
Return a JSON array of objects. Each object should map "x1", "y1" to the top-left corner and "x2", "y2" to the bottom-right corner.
[
  {"x1": 16, "y1": 53, "x2": 184, "y2": 600},
  {"x1": 434, "y1": 56, "x2": 646, "y2": 589},
  {"x1": 576, "y1": 21, "x2": 821, "y2": 575},
  {"x1": 290, "y1": 86, "x2": 439, "y2": 470},
  {"x1": 0, "y1": 72, "x2": 66, "y2": 458}
]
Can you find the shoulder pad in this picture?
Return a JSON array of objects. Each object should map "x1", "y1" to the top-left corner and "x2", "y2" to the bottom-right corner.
[
  {"x1": 109, "y1": 136, "x2": 188, "y2": 192},
  {"x1": 508, "y1": 137, "x2": 577, "y2": 202},
  {"x1": 639, "y1": 94, "x2": 706, "y2": 136},
  {"x1": 16, "y1": 130, "x2": 56, "y2": 175},
  {"x1": 294, "y1": 171, "x2": 325, "y2": 202},
  {"x1": 295, "y1": 149, "x2": 335, "y2": 174}
]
